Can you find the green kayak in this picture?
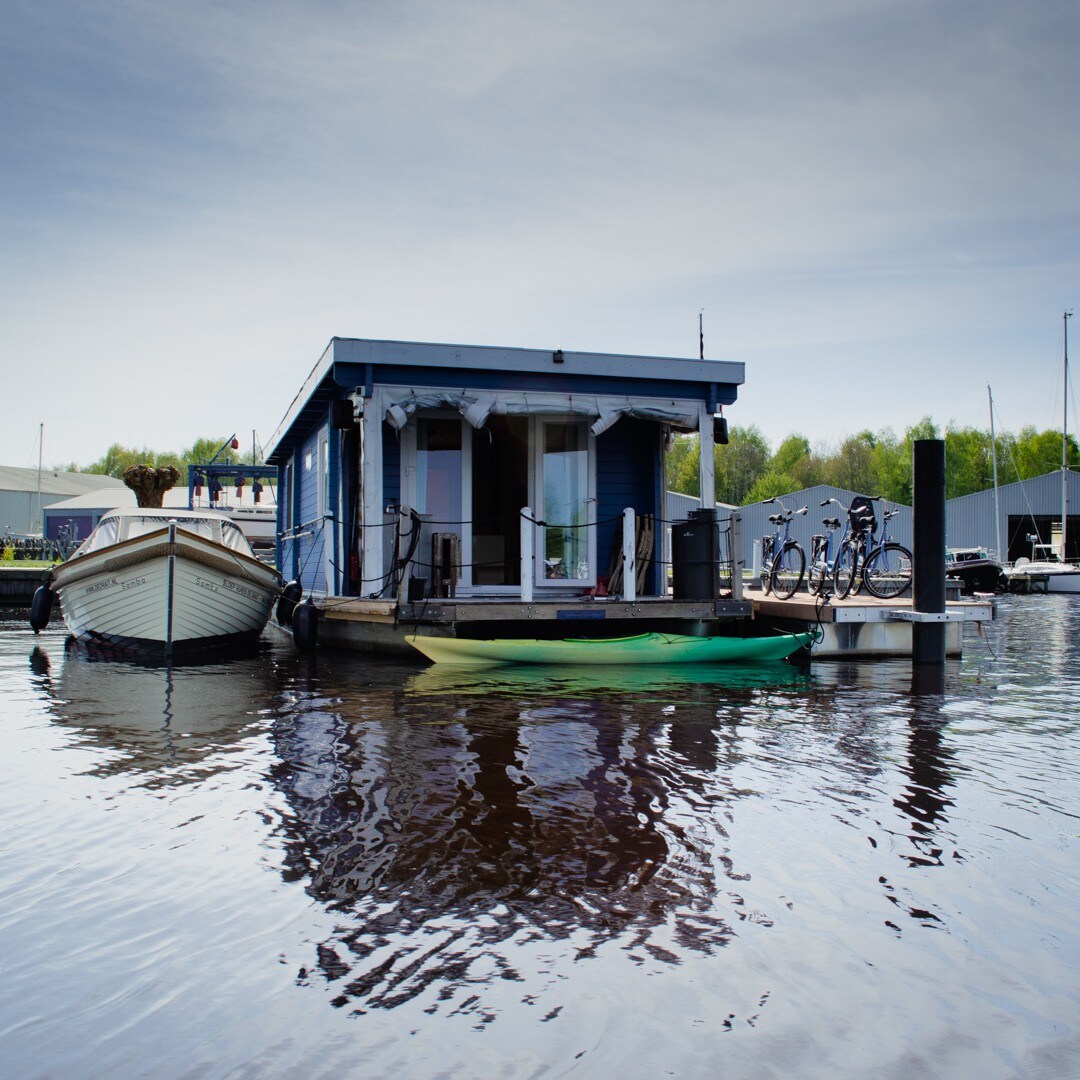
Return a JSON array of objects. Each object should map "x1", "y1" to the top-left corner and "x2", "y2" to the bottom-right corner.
[{"x1": 405, "y1": 631, "x2": 813, "y2": 667}]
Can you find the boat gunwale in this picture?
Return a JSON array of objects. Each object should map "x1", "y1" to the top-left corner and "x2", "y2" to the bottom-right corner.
[{"x1": 52, "y1": 527, "x2": 280, "y2": 593}]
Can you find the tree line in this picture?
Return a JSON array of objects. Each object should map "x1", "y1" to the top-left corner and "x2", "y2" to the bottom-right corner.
[
  {"x1": 666, "y1": 419, "x2": 1080, "y2": 506},
  {"x1": 76, "y1": 437, "x2": 254, "y2": 479},
  {"x1": 72, "y1": 422, "x2": 1077, "y2": 509}
]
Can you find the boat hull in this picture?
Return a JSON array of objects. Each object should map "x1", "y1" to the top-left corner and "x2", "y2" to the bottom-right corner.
[
  {"x1": 51, "y1": 525, "x2": 280, "y2": 657},
  {"x1": 405, "y1": 631, "x2": 812, "y2": 666},
  {"x1": 1005, "y1": 561, "x2": 1080, "y2": 594},
  {"x1": 1010, "y1": 570, "x2": 1080, "y2": 593},
  {"x1": 949, "y1": 562, "x2": 1005, "y2": 594}
]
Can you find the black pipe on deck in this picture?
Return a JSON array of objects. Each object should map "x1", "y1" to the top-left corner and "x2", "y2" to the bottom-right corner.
[{"x1": 912, "y1": 439, "x2": 946, "y2": 665}]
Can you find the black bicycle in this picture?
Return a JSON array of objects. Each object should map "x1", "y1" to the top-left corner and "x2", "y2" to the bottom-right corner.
[
  {"x1": 832, "y1": 495, "x2": 879, "y2": 599},
  {"x1": 861, "y1": 505, "x2": 913, "y2": 599},
  {"x1": 807, "y1": 499, "x2": 849, "y2": 596}
]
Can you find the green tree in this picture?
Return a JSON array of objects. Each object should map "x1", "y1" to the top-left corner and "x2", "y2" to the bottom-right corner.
[
  {"x1": 823, "y1": 431, "x2": 879, "y2": 495},
  {"x1": 715, "y1": 425, "x2": 771, "y2": 504},
  {"x1": 81, "y1": 436, "x2": 240, "y2": 478},
  {"x1": 1010, "y1": 426, "x2": 1080, "y2": 480},
  {"x1": 665, "y1": 434, "x2": 699, "y2": 496},
  {"x1": 868, "y1": 429, "x2": 910, "y2": 504},
  {"x1": 944, "y1": 426, "x2": 993, "y2": 499}
]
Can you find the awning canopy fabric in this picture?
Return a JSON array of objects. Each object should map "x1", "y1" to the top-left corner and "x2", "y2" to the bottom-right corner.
[{"x1": 383, "y1": 392, "x2": 702, "y2": 434}]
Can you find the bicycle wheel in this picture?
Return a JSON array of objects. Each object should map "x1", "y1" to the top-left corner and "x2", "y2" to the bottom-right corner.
[
  {"x1": 833, "y1": 542, "x2": 858, "y2": 599},
  {"x1": 806, "y1": 538, "x2": 827, "y2": 596},
  {"x1": 862, "y1": 543, "x2": 913, "y2": 599},
  {"x1": 849, "y1": 550, "x2": 865, "y2": 595},
  {"x1": 770, "y1": 541, "x2": 805, "y2": 599},
  {"x1": 761, "y1": 538, "x2": 774, "y2": 595}
]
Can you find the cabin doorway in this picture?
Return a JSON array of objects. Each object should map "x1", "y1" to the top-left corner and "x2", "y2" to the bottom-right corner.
[
  {"x1": 471, "y1": 416, "x2": 528, "y2": 587},
  {"x1": 406, "y1": 414, "x2": 593, "y2": 595}
]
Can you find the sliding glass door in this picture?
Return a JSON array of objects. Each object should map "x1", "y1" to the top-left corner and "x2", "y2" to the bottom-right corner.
[{"x1": 537, "y1": 421, "x2": 594, "y2": 587}]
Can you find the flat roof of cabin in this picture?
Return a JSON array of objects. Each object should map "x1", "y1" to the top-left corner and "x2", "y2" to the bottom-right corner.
[{"x1": 267, "y1": 336, "x2": 745, "y2": 460}]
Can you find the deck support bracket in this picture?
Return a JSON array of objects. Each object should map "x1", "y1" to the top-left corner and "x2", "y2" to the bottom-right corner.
[{"x1": 886, "y1": 609, "x2": 967, "y2": 623}]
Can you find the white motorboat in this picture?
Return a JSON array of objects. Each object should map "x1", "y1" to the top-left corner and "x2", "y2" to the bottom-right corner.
[
  {"x1": 38, "y1": 508, "x2": 282, "y2": 657},
  {"x1": 1005, "y1": 546, "x2": 1080, "y2": 593}
]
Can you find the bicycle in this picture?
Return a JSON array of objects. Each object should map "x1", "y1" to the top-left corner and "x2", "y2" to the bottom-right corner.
[
  {"x1": 861, "y1": 505, "x2": 913, "y2": 599},
  {"x1": 807, "y1": 500, "x2": 849, "y2": 596},
  {"x1": 832, "y1": 495, "x2": 879, "y2": 599},
  {"x1": 760, "y1": 498, "x2": 808, "y2": 599}
]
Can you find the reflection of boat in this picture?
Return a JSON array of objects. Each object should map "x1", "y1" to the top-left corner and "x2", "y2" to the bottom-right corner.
[
  {"x1": 31, "y1": 641, "x2": 272, "y2": 779},
  {"x1": 945, "y1": 547, "x2": 1005, "y2": 594},
  {"x1": 407, "y1": 658, "x2": 811, "y2": 697},
  {"x1": 45, "y1": 508, "x2": 281, "y2": 657},
  {"x1": 405, "y1": 630, "x2": 812, "y2": 666}
]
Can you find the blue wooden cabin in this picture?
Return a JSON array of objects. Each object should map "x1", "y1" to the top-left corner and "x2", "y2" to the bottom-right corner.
[{"x1": 265, "y1": 338, "x2": 744, "y2": 642}]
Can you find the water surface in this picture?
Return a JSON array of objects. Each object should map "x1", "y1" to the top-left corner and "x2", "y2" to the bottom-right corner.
[{"x1": 1, "y1": 598, "x2": 1078, "y2": 1077}]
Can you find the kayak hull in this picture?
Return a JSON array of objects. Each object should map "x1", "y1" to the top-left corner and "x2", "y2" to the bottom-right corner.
[{"x1": 405, "y1": 631, "x2": 812, "y2": 666}]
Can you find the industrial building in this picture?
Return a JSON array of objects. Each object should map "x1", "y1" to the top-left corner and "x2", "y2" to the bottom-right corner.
[
  {"x1": 0, "y1": 466, "x2": 125, "y2": 539},
  {"x1": 945, "y1": 468, "x2": 1080, "y2": 562}
]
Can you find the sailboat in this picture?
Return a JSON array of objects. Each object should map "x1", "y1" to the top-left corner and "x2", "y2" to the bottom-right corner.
[{"x1": 1006, "y1": 311, "x2": 1080, "y2": 593}]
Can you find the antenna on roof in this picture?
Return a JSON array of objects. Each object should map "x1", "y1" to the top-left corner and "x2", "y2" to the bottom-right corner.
[{"x1": 698, "y1": 309, "x2": 704, "y2": 360}]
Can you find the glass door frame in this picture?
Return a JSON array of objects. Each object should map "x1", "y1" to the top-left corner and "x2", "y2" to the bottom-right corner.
[
  {"x1": 531, "y1": 416, "x2": 597, "y2": 590},
  {"x1": 401, "y1": 413, "x2": 475, "y2": 593}
]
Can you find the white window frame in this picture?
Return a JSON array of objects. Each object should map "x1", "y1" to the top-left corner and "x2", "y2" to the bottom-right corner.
[
  {"x1": 402, "y1": 414, "x2": 474, "y2": 592},
  {"x1": 531, "y1": 416, "x2": 597, "y2": 590}
]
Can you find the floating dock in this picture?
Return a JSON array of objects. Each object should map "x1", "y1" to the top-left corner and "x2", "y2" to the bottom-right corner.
[
  {"x1": 746, "y1": 588, "x2": 993, "y2": 659},
  {"x1": 288, "y1": 589, "x2": 993, "y2": 661}
]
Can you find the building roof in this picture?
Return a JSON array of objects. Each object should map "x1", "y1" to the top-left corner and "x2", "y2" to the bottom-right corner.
[
  {"x1": 266, "y1": 336, "x2": 745, "y2": 463},
  {"x1": 0, "y1": 465, "x2": 126, "y2": 498},
  {"x1": 43, "y1": 484, "x2": 276, "y2": 514}
]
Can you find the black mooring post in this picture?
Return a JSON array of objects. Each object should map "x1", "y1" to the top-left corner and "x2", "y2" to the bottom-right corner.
[{"x1": 912, "y1": 439, "x2": 946, "y2": 665}]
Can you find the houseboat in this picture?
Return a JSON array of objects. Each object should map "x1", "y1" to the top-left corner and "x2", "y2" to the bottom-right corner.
[{"x1": 265, "y1": 337, "x2": 761, "y2": 656}]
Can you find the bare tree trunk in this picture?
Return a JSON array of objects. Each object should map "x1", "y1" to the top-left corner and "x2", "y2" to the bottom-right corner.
[{"x1": 123, "y1": 465, "x2": 180, "y2": 508}]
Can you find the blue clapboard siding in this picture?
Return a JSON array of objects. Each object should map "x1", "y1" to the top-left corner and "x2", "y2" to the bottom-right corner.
[
  {"x1": 596, "y1": 418, "x2": 661, "y2": 593},
  {"x1": 382, "y1": 427, "x2": 400, "y2": 506},
  {"x1": 296, "y1": 426, "x2": 326, "y2": 593}
]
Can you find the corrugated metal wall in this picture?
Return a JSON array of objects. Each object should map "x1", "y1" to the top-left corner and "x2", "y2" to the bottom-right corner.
[{"x1": 946, "y1": 469, "x2": 1080, "y2": 560}]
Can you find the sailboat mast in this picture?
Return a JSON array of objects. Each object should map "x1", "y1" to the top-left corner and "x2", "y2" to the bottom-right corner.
[
  {"x1": 36, "y1": 422, "x2": 43, "y2": 536},
  {"x1": 989, "y1": 385, "x2": 1001, "y2": 560},
  {"x1": 1064, "y1": 311, "x2": 1072, "y2": 561}
]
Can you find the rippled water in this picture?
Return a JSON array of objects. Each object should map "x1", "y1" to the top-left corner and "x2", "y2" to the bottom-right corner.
[{"x1": 2, "y1": 597, "x2": 1079, "y2": 1078}]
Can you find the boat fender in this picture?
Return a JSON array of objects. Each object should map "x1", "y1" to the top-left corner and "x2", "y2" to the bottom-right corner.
[
  {"x1": 277, "y1": 579, "x2": 303, "y2": 626},
  {"x1": 29, "y1": 585, "x2": 53, "y2": 633},
  {"x1": 292, "y1": 598, "x2": 319, "y2": 654}
]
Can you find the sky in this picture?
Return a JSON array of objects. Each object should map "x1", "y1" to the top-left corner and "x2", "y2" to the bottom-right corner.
[{"x1": 3, "y1": 0, "x2": 1079, "y2": 469}]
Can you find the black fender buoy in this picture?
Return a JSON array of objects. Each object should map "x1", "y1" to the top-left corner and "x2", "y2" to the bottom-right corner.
[
  {"x1": 276, "y1": 579, "x2": 302, "y2": 627},
  {"x1": 292, "y1": 597, "x2": 319, "y2": 654},
  {"x1": 29, "y1": 585, "x2": 53, "y2": 633}
]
